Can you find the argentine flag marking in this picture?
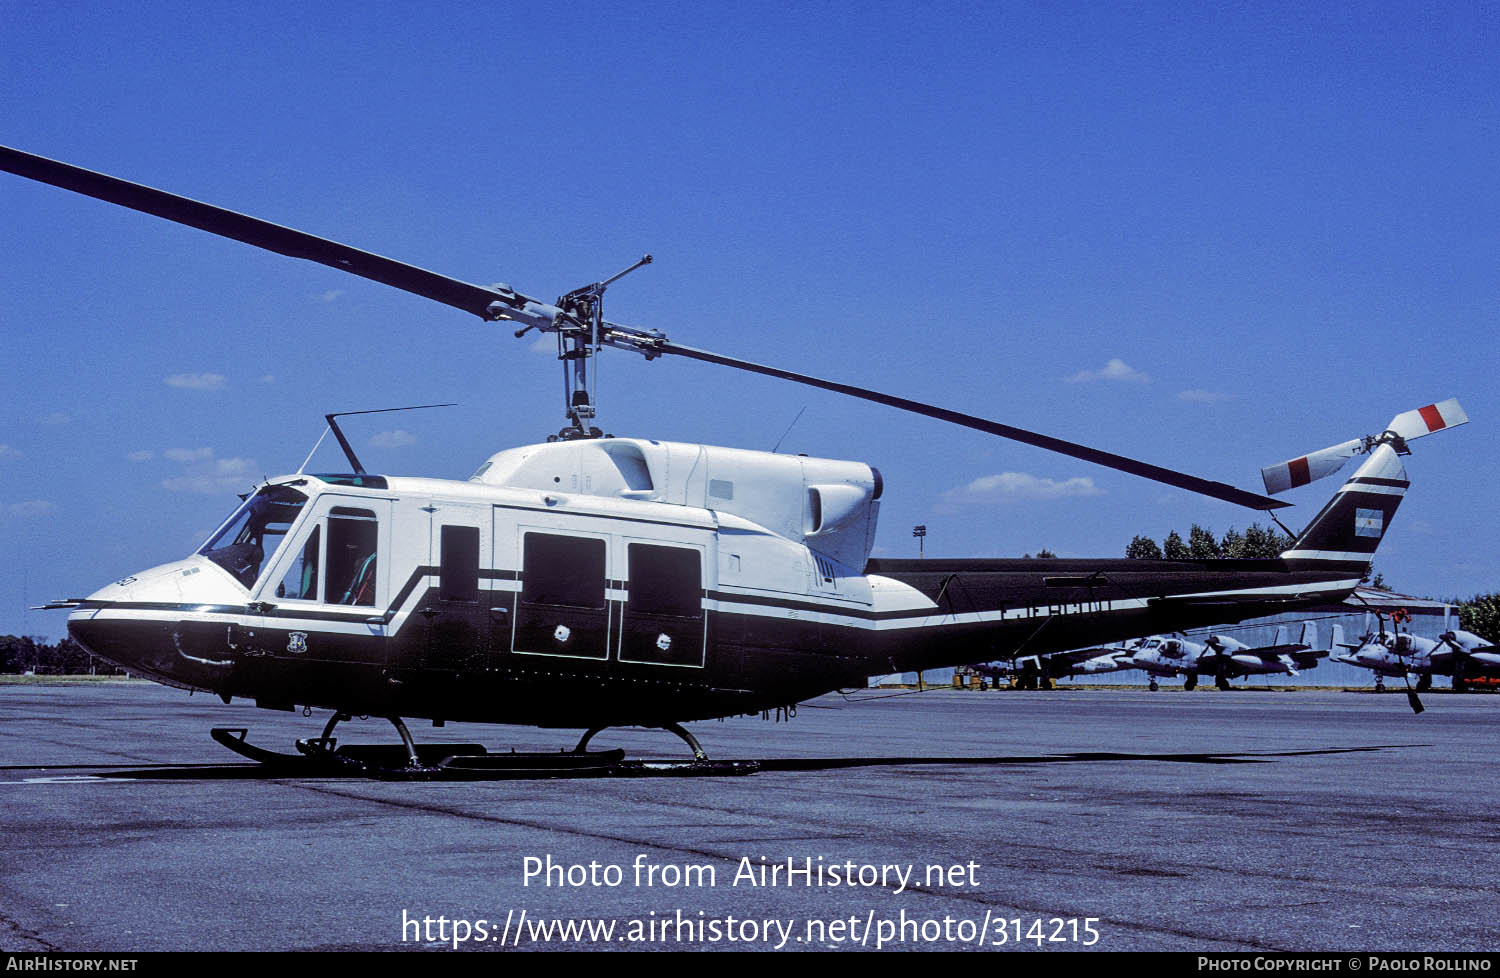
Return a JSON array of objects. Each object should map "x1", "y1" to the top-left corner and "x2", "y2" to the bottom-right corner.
[{"x1": 1355, "y1": 508, "x2": 1384, "y2": 538}]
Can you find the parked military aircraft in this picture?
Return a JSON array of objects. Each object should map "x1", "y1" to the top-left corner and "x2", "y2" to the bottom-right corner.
[
  {"x1": 1006, "y1": 641, "x2": 1141, "y2": 689},
  {"x1": 1335, "y1": 619, "x2": 1500, "y2": 692},
  {"x1": 1128, "y1": 623, "x2": 1335, "y2": 690}
]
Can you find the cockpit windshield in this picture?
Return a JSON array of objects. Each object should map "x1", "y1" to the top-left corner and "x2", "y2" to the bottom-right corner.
[{"x1": 197, "y1": 485, "x2": 309, "y2": 588}]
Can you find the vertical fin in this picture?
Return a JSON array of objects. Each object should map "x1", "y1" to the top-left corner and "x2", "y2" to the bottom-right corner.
[{"x1": 1281, "y1": 443, "x2": 1408, "y2": 569}]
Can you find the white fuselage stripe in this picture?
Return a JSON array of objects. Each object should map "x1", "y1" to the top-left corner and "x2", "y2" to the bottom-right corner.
[
  {"x1": 1337, "y1": 483, "x2": 1405, "y2": 496},
  {"x1": 76, "y1": 573, "x2": 1363, "y2": 640},
  {"x1": 1282, "y1": 549, "x2": 1374, "y2": 562}
]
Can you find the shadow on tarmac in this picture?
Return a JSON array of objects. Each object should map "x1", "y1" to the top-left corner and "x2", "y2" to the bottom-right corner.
[{"x1": 0, "y1": 744, "x2": 1426, "y2": 782}]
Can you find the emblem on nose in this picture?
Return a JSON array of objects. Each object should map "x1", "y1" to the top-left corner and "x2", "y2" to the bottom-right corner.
[{"x1": 287, "y1": 632, "x2": 308, "y2": 654}]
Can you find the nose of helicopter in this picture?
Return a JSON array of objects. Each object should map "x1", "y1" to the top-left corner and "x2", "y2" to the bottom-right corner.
[{"x1": 67, "y1": 556, "x2": 245, "y2": 689}]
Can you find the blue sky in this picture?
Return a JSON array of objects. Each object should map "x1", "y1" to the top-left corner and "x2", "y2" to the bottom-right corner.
[{"x1": 2, "y1": 1, "x2": 1496, "y2": 639}]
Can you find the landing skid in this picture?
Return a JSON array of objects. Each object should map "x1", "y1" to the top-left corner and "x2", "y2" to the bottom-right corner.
[{"x1": 209, "y1": 718, "x2": 751, "y2": 780}]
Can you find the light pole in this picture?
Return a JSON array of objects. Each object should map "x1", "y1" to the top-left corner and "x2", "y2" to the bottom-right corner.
[{"x1": 911, "y1": 525, "x2": 929, "y2": 689}]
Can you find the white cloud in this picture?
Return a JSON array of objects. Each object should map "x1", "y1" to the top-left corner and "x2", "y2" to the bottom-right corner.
[
  {"x1": 38, "y1": 412, "x2": 72, "y2": 426},
  {"x1": 162, "y1": 457, "x2": 258, "y2": 494},
  {"x1": 5, "y1": 500, "x2": 57, "y2": 518},
  {"x1": 370, "y1": 429, "x2": 416, "y2": 449},
  {"x1": 165, "y1": 447, "x2": 214, "y2": 462},
  {"x1": 1178, "y1": 389, "x2": 1232, "y2": 404},
  {"x1": 260, "y1": 374, "x2": 276, "y2": 385},
  {"x1": 165, "y1": 373, "x2": 227, "y2": 391},
  {"x1": 939, "y1": 471, "x2": 1105, "y2": 507},
  {"x1": 216, "y1": 457, "x2": 255, "y2": 476},
  {"x1": 1065, "y1": 358, "x2": 1149, "y2": 384},
  {"x1": 125, "y1": 450, "x2": 155, "y2": 462},
  {"x1": 529, "y1": 334, "x2": 556, "y2": 354},
  {"x1": 315, "y1": 289, "x2": 344, "y2": 303},
  {"x1": 1404, "y1": 519, "x2": 1435, "y2": 537},
  {"x1": 0, "y1": 445, "x2": 20, "y2": 461}
]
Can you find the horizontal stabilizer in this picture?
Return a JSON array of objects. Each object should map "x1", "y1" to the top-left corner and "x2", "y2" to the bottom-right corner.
[{"x1": 1268, "y1": 622, "x2": 1317, "y2": 650}]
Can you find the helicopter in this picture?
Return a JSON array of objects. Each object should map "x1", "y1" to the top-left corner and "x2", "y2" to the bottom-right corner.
[{"x1": 0, "y1": 145, "x2": 1472, "y2": 775}]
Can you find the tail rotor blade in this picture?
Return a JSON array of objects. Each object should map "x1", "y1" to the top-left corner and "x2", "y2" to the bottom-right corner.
[
  {"x1": 1261, "y1": 398, "x2": 1469, "y2": 495},
  {"x1": 1261, "y1": 438, "x2": 1367, "y2": 494},
  {"x1": 1386, "y1": 399, "x2": 1468, "y2": 443}
]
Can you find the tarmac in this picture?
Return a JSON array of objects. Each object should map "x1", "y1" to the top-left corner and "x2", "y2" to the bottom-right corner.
[{"x1": 1, "y1": 681, "x2": 1497, "y2": 952}]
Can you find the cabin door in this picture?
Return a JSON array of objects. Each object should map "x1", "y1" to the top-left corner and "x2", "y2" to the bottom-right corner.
[
  {"x1": 510, "y1": 526, "x2": 613, "y2": 662},
  {"x1": 618, "y1": 540, "x2": 708, "y2": 668},
  {"x1": 421, "y1": 503, "x2": 493, "y2": 672}
]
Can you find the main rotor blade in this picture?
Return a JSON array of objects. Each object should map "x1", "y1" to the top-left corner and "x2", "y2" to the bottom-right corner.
[
  {"x1": 0, "y1": 145, "x2": 528, "y2": 321},
  {"x1": 658, "y1": 341, "x2": 1291, "y2": 511},
  {"x1": 0, "y1": 143, "x2": 1297, "y2": 512}
]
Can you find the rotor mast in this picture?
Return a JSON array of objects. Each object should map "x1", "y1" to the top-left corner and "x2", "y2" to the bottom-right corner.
[{"x1": 516, "y1": 254, "x2": 653, "y2": 440}]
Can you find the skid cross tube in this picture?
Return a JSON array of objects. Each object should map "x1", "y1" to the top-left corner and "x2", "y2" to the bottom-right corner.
[{"x1": 573, "y1": 723, "x2": 709, "y2": 761}]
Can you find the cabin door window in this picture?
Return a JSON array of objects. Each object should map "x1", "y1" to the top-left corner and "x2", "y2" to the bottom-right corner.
[
  {"x1": 327, "y1": 507, "x2": 379, "y2": 607},
  {"x1": 513, "y1": 531, "x2": 610, "y2": 660},
  {"x1": 620, "y1": 543, "x2": 706, "y2": 667}
]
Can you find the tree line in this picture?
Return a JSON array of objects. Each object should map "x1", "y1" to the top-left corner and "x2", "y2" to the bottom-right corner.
[
  {"x1": 1124, "y1": 522, "x2": 1295, "y2": 560},
  {"x1": 0, "y1": 635, "x2": 128, "y2": 675},
  {"x1": 1124, "y1": 523, "x2": 1393, "y2": 588},
  {"x1": 1458, "y1": 593, "x2": 1500, "y2": 644}
]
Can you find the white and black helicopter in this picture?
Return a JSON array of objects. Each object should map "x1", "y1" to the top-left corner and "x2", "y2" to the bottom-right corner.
[{"x1": 0, "y1": 145, "x2": 1471, "y2": 775}]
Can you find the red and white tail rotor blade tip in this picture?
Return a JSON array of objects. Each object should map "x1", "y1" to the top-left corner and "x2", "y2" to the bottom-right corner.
[
  {"x1": 1385, "y1": 398, "x2": 1468, "y2": 443},
  {"x1": 1259, "y1": 398, "x2": 1467, "y2": 495},
  {"x1": 1260, "y1": 438, "x2": 1366, "y2": 494}
]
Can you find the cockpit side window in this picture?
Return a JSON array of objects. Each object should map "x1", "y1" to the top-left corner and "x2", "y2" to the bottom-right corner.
[
  {"x1": 327, "y1": 506, "x2": 378, "y2": 606},
  {"x1": 198, "y1": 486, "x2": 309, "y2": 589}
]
